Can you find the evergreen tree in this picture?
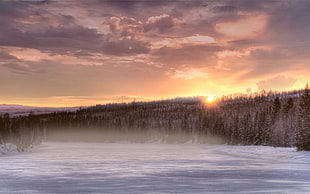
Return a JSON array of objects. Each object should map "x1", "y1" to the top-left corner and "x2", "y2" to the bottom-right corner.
[
  {"x1": 284, "y1": 97, "x2": 294, "y2": 114},
  {"x1": 272, "y1": 97, "x2": 281, "y2": 120},
  {"x1": 296, "y1": 84, "x2": 310, "y2": 151}
]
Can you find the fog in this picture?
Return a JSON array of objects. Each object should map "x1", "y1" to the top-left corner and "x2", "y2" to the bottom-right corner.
[{"x1": 46, "y1": 128, "x2": 225, "y2": 144}]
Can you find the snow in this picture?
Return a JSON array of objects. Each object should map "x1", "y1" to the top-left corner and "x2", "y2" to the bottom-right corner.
[
  {"x1": 0, "y1": 143, "x2": 18, "y2": 155},
  {"x1": 0, "y1": 142, "x2": 309, "y2": 193}
]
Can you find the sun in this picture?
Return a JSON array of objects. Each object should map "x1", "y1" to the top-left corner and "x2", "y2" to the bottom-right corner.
[{"x1": 206, "y1": 96, "x2": 216, "y2": 104}]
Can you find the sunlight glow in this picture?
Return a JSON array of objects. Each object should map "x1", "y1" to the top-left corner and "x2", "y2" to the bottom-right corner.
[{"x1": 206, "y1": 96, "x2": 216, "y2": 104}]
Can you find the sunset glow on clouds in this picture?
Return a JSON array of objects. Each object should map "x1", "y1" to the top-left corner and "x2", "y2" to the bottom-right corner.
[{"x1": 0, "y1": 0, "x2": 309, "y2": 107}]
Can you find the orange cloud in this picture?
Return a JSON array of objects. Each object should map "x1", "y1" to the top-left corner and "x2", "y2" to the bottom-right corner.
[
  {"x1": 151, "y1": 35, "x2": 215, "y2": 49},
  {"x1": 144, "y1": 14, "x2": 181, "y2": 33},
  {"x1": 103, "y1": 16, "x2": 143, "y2": 40},
  {"x1": 215, "y1": 12, "x2": 268, "y2": 38}
]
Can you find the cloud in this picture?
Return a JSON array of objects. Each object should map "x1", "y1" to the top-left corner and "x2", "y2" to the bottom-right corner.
[
  {"x1": 267, "y1": 1, "x2": 310, "y2": 40},
  {"x1": 2, "y1": 63, "x2": 32, "y2": 74},
  {"x1": 103, "y1": 16, "x2": 143, "y2": 40},
  {"x1": 249, "y1": 48, "x2": 293, "y2": 61},
  {"x1": 144, "y1": 14, "x2": 181, "y2": 33},
  {"x1": 0, "y1": 25, "x2": 105, "y2": 55},
  {"x1": 0, "y1": 50, "x2": 18, "y2": 60},
  {"x1": 0, "y1": 1, "x2": 150, "y2": 56},
  {"x1": 212, "y1": 5, "x2": 237, "y2": 13},
  {"x1": 239, "y1": 45, "x2": 309, "y2": 80},
  {"x1": 90, "y1": 0, "x2": 180, "y2": 20},
  {"x1": 151, "y1": 35, "x2": 215, "y2": 49},
  {"x1": 101, "y1": 16, "x2": 150, "y2": 55},
  {"x1": 0, "y1": 16, "x2": 150, "y2": 56},
  {"x1": 152, "y1": 44, "x2": 225, "y2": 68},
  {"x1": 0, "y1": 1, "x2": 105, "y2": 56},
  {"x1": 101, "y1": 39, "x2": 150, "y2": 56},
  {"x1": 215, "y1": 12, "x2": 268, "y2": 38},
  {"x1": 256, "y1": 75, "x2": 297, "y2": 91}
]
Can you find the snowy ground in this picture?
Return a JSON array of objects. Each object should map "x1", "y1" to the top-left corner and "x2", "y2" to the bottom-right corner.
[
  {"x1": 0, "y1": 142, "x2": 309, "y2": 193},
  {"x1": 0, "y1": 143, "x2": 18, "y2": 155}
]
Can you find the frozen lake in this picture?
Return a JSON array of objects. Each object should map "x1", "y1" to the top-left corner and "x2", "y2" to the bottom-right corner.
[{"x1": 0, "y1": 142, "x2": 309, "y2": 193}]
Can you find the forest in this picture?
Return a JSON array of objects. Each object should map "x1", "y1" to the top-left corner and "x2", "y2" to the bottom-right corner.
[{"x1": 0, "y1": 85, "x2": 309, "y2": 151}]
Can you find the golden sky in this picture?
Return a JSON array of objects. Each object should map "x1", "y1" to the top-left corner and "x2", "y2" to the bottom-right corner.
[{"x1": 0, "y1": 0, "x2": 309, "y2": 107}]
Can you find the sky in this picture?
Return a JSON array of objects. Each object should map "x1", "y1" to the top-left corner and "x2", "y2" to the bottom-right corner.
[{"x1": 0, "y1": 0, "x2": 309, "y2": 107}]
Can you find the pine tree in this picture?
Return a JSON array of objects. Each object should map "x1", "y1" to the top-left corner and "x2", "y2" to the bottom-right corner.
[
  {"x1": 272, "y1": 97, "x2": 281, "y2": 121},
  {"x1": 296, "y1": 84, "x2": 310, "y2": 151},
  {"x1": 284, "y1": 97, "x2": 294, "y2": 114}
]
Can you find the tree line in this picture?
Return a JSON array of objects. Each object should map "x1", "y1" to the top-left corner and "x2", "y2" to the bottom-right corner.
[{"x1": 0, "y1": 85, "x2": 309, "y2": 151}]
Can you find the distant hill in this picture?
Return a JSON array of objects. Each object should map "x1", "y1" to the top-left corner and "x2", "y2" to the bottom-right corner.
[{"x1": 0, "y1": 104, "x2": 82, "y2": 117}]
